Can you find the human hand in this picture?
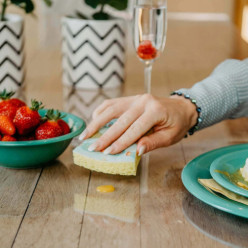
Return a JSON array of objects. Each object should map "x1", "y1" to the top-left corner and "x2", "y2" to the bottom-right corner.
[{"x1": 79, "y1": 94, "x2": 198, "y2": 155}]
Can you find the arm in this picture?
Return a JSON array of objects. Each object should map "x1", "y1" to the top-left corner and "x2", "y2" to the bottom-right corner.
[
  {"x1": 79, "y1": 58, "x2": 248, "y2": 155},
  {"x1": 178, "y1": 58, "x2": 248, "y2": 129}
]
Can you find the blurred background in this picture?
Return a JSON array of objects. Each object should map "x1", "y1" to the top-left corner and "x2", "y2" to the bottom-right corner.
[
  {"x1": 34, "y1": 0, "x2": 248, "y2": 46},
  {"x1": 3, "y1": 0, "x2": 248, "y2": 123}
]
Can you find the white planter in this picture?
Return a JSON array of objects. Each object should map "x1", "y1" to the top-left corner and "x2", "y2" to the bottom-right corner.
[
  {"x1": 0, "y1": 14, "x2": 25, "y2": 91},
  {"x1": 63, "y1": 86, "x2": 122, "y2": 123},
  {"x1": 61, "y1": 17, "x2": 126, "y2": 89}
]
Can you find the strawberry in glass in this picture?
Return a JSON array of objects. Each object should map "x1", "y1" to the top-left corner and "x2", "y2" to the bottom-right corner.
[{"x1": 137, "y1": 40, "x2": 157, "y2": 60}]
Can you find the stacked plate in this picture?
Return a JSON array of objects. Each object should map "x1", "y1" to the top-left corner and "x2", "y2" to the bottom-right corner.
[{"x1": 182, "y1": 144, "x2": 248, "y2": 218}]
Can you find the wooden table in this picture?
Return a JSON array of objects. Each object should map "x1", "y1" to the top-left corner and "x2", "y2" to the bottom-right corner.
[{"x1": 1, "y1": 17, "x2": 248, "y2": 248}]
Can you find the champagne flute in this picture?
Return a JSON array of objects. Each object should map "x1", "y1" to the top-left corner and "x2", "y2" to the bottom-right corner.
[{"x1": 133, "y1": 0, "x2": 167, "y2": 93}]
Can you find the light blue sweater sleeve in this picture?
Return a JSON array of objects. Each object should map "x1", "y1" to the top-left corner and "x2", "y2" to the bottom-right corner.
[{"x1": 178, "y1": 58, "x2": 248, "y2": 129}]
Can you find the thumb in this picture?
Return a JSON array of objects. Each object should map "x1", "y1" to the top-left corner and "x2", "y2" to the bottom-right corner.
[{"x1": 137, "y1": 129, "x2": 177, "y2": 155}]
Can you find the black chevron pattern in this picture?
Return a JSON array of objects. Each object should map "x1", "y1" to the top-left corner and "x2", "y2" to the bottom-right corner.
[
  {"x1": 0, "y1": 40, "x2": 24, "y2": 55},
  {"x1": 0, "y1": 22, "x2": 25, "y2": 89},
  {"x1": 0, "y1": 74, "x2": 25, "y2": 86},
  {"x1": 63, "y1": 23, "x2": 125, "y2": 39},
  {"x1": 63, "y1": 86, "x2": 122, "y2": 123},
  {"x1": 63, "y1": 39, "x2": 124, "y2": 55},
  {"x1": 0, "y1": 25, "x2": 23, "y2": 39},
  {"x1": 65, "y1": 55, "x2": 124, "y2": 71},
  {"x1": 66, "y1": 71, "x2": 124, "y2": 88},
  {"x1": 62, "y1": 20, "x2": 126, "y2": 88},
  {"x1": 0, "y1": 56, "x2": 25, "y2": 70}
]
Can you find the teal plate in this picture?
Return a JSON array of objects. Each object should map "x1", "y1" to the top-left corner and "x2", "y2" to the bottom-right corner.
[
  {"x1": 210, "y1": 150, "x2": 248, "y2": 197},
  {"x1": 181, "y1": 144, "x2": 248, "y2": 219}
]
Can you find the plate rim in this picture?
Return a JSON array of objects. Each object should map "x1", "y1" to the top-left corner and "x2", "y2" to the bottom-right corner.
[
  {"x1": 181, "y1": 143, "x2": 248, "y2": 219},
  {"x1": 210, "y1": 149, "x2": 248, "y2": 197}
]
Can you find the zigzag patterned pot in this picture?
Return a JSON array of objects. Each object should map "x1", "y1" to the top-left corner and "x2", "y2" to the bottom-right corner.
[
  {"x1": 0, "y1": 14, "x2": 25, "y2": 91},
  {"x1": 61, "y1": 17, "x2": 126, "y2": 89},
  {"x1": 63, "y1": 86, "x2": 122, "y2": 123}
]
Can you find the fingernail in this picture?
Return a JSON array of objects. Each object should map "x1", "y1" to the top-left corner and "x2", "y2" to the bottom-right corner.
[
  {"x1": 103, "y1": 146, "x2": 113, "y2": 155},
  {"x1": 138, "y1": 145, "x2": 146, "y2": 156},
  {"x1": 79, "y1": 129, "x2": 88, "y2": 141},
  {"x1": 88, "y1": 143, "x2": 97, "y2": 152}
]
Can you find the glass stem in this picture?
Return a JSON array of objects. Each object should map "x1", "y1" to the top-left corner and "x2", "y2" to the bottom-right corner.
[{"x1": 144, "y1": 62, "x2": 153, "y2": 94}]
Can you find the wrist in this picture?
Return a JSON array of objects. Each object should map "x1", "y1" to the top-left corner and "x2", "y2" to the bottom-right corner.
[
  {"x1": 171, "y1": 95, "x2": 198, "y2": 128},
  {"x1": 170, "y1": 91, "x2": 202, "y2": 135}
]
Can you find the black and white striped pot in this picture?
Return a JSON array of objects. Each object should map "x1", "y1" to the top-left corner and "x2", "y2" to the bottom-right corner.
[
  {"x1": 61, "y1": 17, "x2": 126, "y2": 89},
  {"x1": 63, "y1": 86, "x2": 122, "y2": 123},
  {"x1": 0, "y1": 14, "x2": 25, "y2": 91}
]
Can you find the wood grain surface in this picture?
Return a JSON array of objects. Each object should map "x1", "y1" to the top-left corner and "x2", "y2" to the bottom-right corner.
[{"x1": 1, "y1": 14, "x2": 248, "y2": 248}]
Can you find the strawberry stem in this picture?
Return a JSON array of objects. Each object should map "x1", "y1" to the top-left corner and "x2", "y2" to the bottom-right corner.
[
  {"x1": 45, "y1": 109, "x2": 66, "y2": 121},
  {"x1": 0, "y1": 89, "x2": 15, "y2": 100},
  {"x1": 30, "y1": 99, "x2": 44, "y2": 111}
]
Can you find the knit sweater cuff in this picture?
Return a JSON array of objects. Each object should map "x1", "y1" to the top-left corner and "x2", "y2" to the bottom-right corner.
[{"x1": 178, "y1": 58, "x2": 248, "y2": 130}]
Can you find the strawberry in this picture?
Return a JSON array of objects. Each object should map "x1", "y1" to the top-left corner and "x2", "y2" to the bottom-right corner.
[
  {"x1": 0, "y1": 89, "x2": 26, "y2": 120},
  {"x1": 0, "y1": 89, "x2": 26, "y2": 108},
  {"x1": 35, "y1": 122, "x2": 63, "y2": 140},
  {"x1": 0, "y1": 102, "x2": 18, "y2": 120},
  {"x1": 137, "y1": 40, "x2": 157, "y2": 60},
  {"x1": 2, "y1": 135, "x2": 17, "y2": 142},
  {"x1": 13, "y1": 99, "x2": 43, "y2": 135},
  {"x1": 0, "y1": 116, "x2": 16, "y2": 135},
  {"x1": 35, "y1": 109, "x2": 65, "y2": 140},
  {"x1": 8, "y1": 98, "x2": 26, "y2": 108},
  {"x1": 57, "y1": 119, "x2": 70, "y2": 135}
]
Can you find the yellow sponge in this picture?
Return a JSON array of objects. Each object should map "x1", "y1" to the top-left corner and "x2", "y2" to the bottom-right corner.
[{"x1": 73, "y1": 138, "x2": 141, "y2": 176}]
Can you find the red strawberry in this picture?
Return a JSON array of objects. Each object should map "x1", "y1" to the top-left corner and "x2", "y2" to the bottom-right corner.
[
  {"x1": 13, "y1": 99, "x2": 43, "y2": 135},
  {"x1": 8, "y1": 98, "x2": 26, "y2": 108},
  {"x1": 57, "y1": 119, "x2": 70, "y2": 135},
  {"x1": 35, "y1": 109, "x2": 65, "y2": 140},
  {"x1": 0, "y1": 116, "x2": 16, "y2": 135},
  {"x1": 0, "y1": 89, "x2": 26, "y2": 120},
  {"x1": 137, "y1": 40, "x2": 157, "y2": 60},
  {"x1": 2, "y1": 135, "x2": 17, "y2": 142},
  {"x1": 0, "y1": 102, "x2": 18, "y2": 120},
  {"x1": 0, "y1": 89, "x2": 26, "y2": 108},
  {"x1": 35, "y1": 122, "x2": 63, "y2": 140}
]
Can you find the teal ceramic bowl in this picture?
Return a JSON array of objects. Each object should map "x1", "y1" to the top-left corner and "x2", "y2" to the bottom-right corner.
[{"x1": 0, "y1": 109, "x2": 86, "y2": 169}]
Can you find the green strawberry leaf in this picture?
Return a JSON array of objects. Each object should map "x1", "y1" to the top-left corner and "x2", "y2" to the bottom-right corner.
[
  {"x1": 30, "y1": 99, "x2": 44, "y2": 111},
  {"x1": 45, "y1": 109, "x2": 66, "y2": 121},
  {"x1": 0, "y1": 89, "x2": 15, "y2": 100}
]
